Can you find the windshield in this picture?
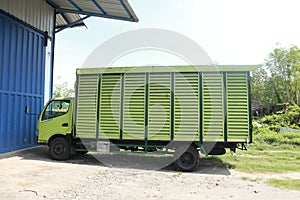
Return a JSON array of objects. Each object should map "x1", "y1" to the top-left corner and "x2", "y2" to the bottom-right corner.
[{"x1": 42, "y1": 100, "x2": 70, "y2": 121}]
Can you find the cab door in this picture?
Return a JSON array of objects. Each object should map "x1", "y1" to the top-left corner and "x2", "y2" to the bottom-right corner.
[{"x1": 37, "y1": 99, "x2": 73, "y2": 143}]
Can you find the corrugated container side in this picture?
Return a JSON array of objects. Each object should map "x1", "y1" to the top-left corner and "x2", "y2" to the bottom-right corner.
[
  {"x1": 75, "y1": 74, "x2": 98, "y2": 139},
  {"x1": 0, "y1": 12, "x2": 45, "y2": 153},
  {"x1": 75, "y1": 69, "x2": 251, "y2": 144},
  {"x1": 226, "y1": 72, "x2": 250, "y2": 142},
  {"x1": 148, "y1": 73, "x2": 171, "y2": 140},
  {"x1": 174, "y1": 73, "x2": 199, "y2": 141},
  {"x1": 202, "y1": 72, "x2": 224, "y2": 142},
  {"x1": 123, "y1": 73, "x2": 146, "y2": 140},
  {"x1": 99, "y1": 74, "x2": 122, "y2": 139}
]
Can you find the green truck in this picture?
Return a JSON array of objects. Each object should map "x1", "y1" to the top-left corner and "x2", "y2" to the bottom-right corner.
[{"x1": 37, "y1": 65, "x2": 257, "y2": 171}]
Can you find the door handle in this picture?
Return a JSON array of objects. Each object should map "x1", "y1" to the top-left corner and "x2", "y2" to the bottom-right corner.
[{"x1": 62, "y1": 123, "x2": 68, "y2": 127}]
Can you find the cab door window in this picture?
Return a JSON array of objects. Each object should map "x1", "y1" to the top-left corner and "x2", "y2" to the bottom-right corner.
[{"x1": 42, "y1": 100, "x2": 70, "y2": 120}]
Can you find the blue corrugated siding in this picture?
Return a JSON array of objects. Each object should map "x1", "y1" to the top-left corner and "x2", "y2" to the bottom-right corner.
[{"x1": 0, "y1": 12, "x2": 45, "y2": 153}]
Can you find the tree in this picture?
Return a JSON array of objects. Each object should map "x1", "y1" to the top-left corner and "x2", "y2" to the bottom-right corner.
[
  {"x1": 252, "y1": 45, "x2": 300, "y2": 106},
  {"x1": 251, "y1": 66, "x2": 269, "y2": 105},
  {"x1": 288, "y1": 46, "x2": 300, "y2": 105},
  {"x1": 53, "y1": 76, "x2": 74, "y2": 98}
]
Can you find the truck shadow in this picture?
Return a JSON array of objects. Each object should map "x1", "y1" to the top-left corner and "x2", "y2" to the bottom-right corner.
[{"x1": 15, "y1": 146, "x2": 231, "y2": 175}]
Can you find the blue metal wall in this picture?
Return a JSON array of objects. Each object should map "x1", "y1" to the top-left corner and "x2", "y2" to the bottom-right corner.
[{"x1": 0, "y1": 12, "x2": 46, "y2": 153}]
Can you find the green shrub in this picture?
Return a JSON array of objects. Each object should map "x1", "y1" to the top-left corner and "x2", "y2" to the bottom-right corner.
[
  {"x1": 257, "y1": 104, "x2": 300, "y2": 129},
  {"x1": 253, "y1": 104, "x2": 300, "y2": 146},
  {"x1": 253, "y1": 126, "x2": 300, "y2": 146}
]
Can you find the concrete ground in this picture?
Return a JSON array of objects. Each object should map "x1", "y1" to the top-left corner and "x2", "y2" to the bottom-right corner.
[{"x1": 0, "y1": 146, "x2": 300, "y2": 200}]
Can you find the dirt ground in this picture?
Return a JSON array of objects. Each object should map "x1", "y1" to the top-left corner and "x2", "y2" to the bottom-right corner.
[{"x1": 0, "y1": 146, "x2": 300, "y2": 200}]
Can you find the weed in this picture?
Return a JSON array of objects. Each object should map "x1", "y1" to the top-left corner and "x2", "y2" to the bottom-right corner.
[
  {"x1": 97, "y1": 171, "x2": 107, "y2": 176},
  {"x1": 171, "y1": 172, "x2": 182, "y2": 178},
  {"x1": 241, "y1": 176, "x2": 262, "y2": 182},
  {"x1": 217, "y1": 145, "x2": 300, "y2": 173},
  {"x1": 267, "y1": 178, "x2": 300, "y2": 191}
]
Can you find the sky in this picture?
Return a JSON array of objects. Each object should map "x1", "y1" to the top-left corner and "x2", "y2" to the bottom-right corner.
[{"x1": 53, "y1": 0, "x2": 300, "y2": 86}]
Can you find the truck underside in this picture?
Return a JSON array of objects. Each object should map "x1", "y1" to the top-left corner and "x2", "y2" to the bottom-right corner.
[{"x1": 47, "y1": 134, "x2": 247, "y2": 172}]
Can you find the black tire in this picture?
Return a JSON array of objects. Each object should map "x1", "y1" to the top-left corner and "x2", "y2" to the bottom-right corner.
[
  {"x1": 49, "y1": 137, "x2": 71, "y2": 160},
  {"x1": 174, "y1": 146, "x2": 200, "y2": 172}
]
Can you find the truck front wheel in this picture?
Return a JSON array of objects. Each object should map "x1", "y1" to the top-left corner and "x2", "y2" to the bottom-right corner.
[
  {"x1": 49, "y1": 137, "x2": 71, "y2": 160},
  {"x1": 174, "y1": 146, "x2": 200, "y2": 172}
]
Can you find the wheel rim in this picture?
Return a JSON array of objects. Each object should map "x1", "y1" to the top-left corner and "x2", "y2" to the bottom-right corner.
[
  {"x1": 179, "y1": 152, "x2": 194, "y2": 167},
  {"x1": 54, "y1": 144, "x2": 65, "y2": 155}
]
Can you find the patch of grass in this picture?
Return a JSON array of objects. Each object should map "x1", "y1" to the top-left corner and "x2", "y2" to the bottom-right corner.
[
  {"x1": 97, "y1": 171, "x2": 107, "y2": 176},
  {"x1": 267, "y1": 178, "x2": 300, "y2": 191},
  {"x1": 241, "y1": 176, "x2": 262, "y2": 182},
  {"x1": 217, "y1": 145, "x2": 300, "y2": 173},
  {"x1": 214, "y1": 105, "x2": 300, "y2": 174},
  {"x1": 254, "y1": 128, "x2": 300, "y2": 146},
  {"x1": 171, "y1": 172, "x2": 182, "y2": 178},
  {"x1": 251, "y1": 143, "x2": 300, "y2": 151}
]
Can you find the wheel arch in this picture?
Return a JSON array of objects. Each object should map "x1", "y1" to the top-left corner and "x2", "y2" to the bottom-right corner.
[{"x1": 47, "y1": 134, "x2": 72, "y2": 146}]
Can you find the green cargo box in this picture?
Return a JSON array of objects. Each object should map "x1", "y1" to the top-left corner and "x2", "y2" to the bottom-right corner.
[{"x1": 75, "y1": 65, "x2": 257, "y2": 145}]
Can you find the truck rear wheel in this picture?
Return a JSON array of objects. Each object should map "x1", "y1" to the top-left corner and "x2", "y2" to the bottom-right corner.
[
  {"x1": 174, "y1": 146, "x2": 200, "y2": 172},
  {"x1": 49, "y1": 137, "x2": 71, "y2": 160}
]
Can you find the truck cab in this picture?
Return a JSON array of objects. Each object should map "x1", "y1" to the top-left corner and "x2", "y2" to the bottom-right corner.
[{"x1": 37, "y1": 98, "x2": 74, "y2": 159}]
